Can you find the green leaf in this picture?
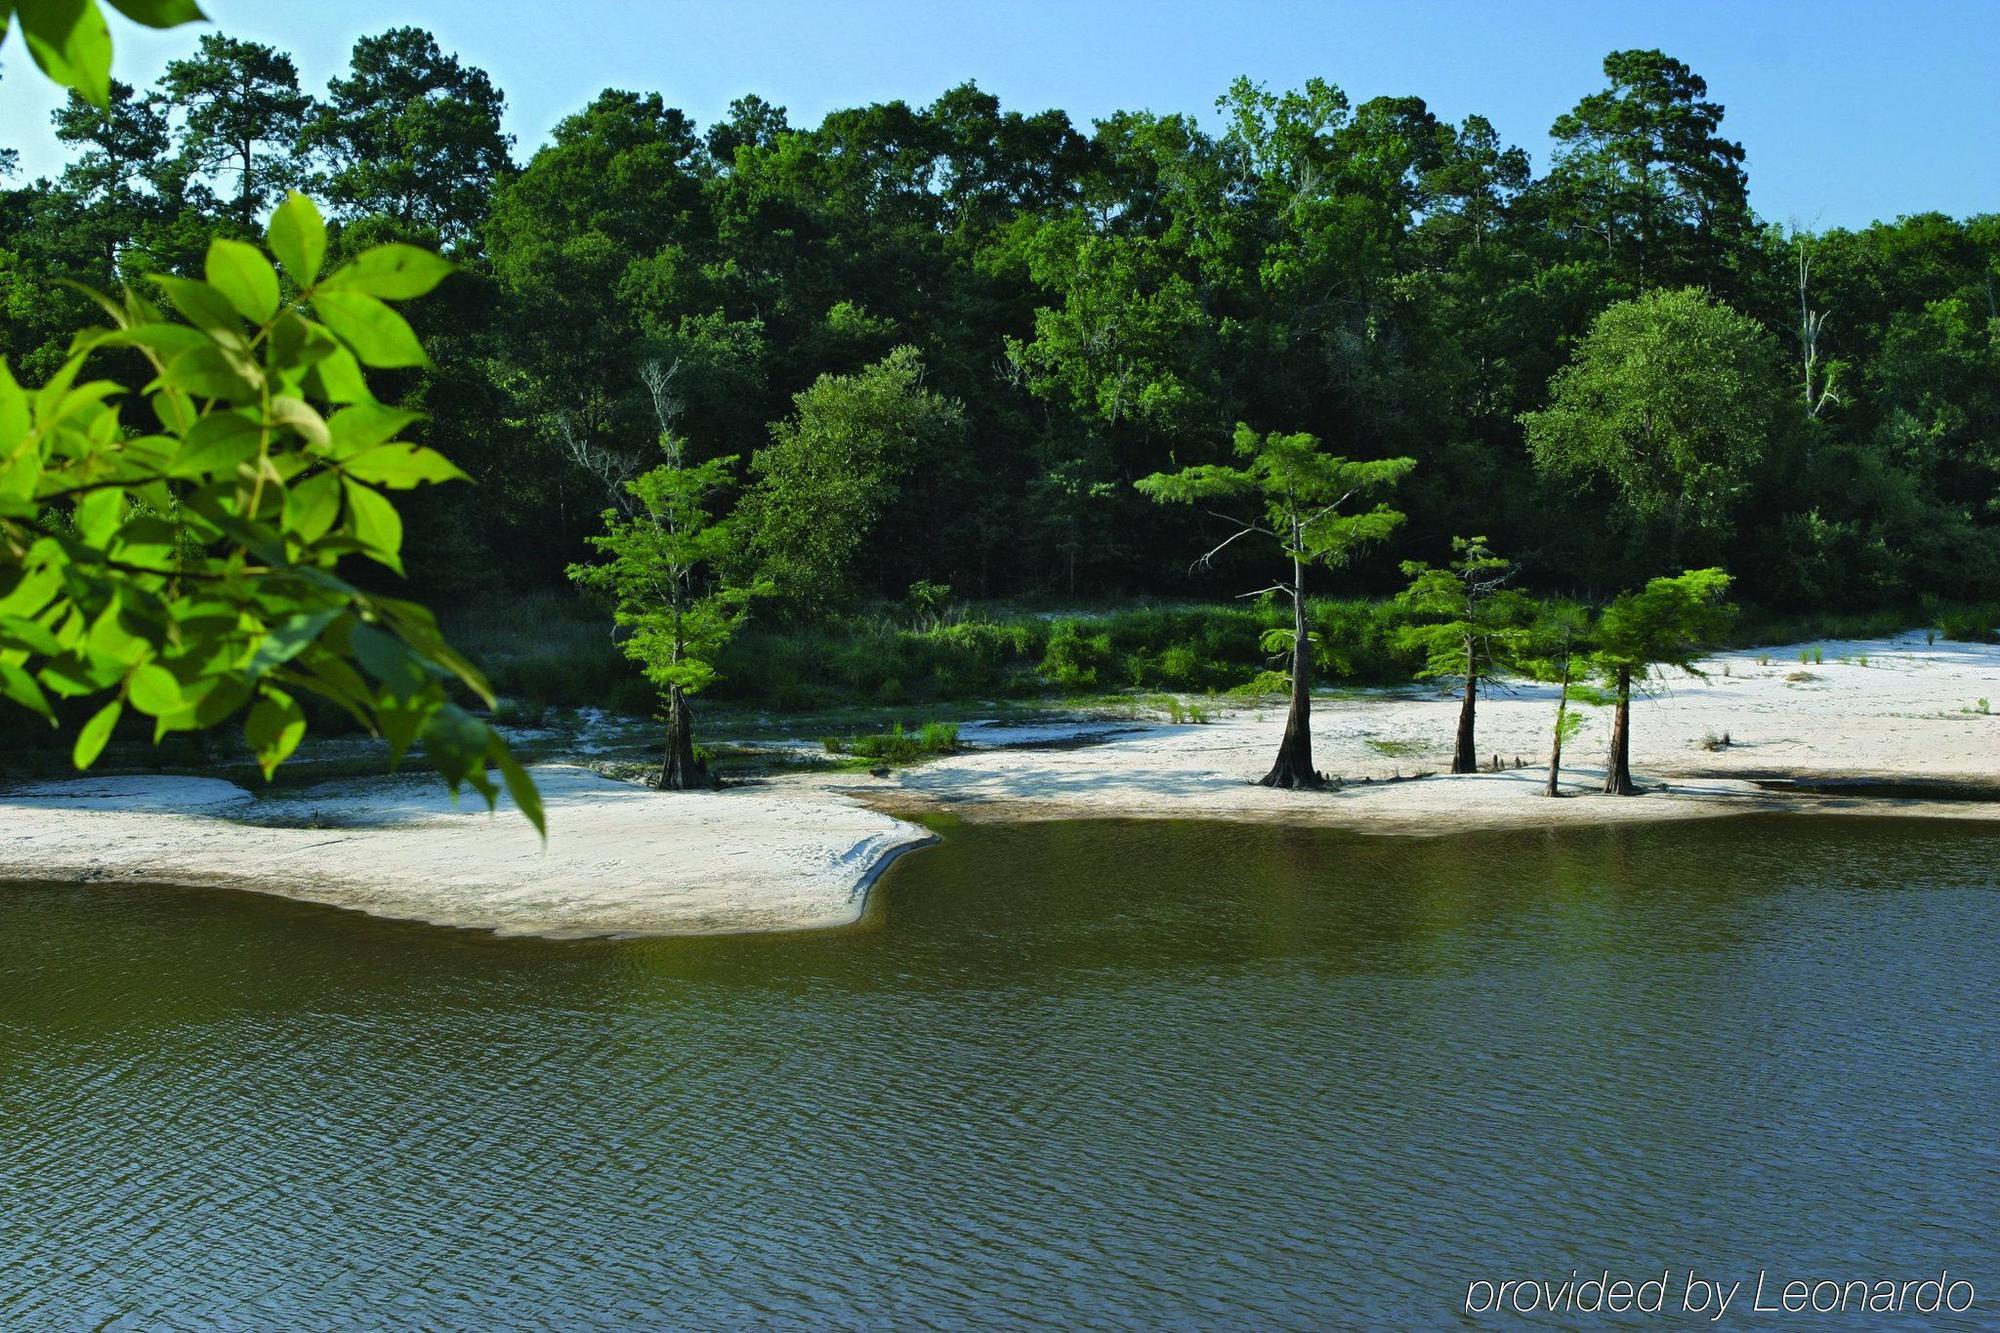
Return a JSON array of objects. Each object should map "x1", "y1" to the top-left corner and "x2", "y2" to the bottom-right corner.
[
  {"x1": 312, "y1": 289, "x2": 428, "y2": 368},
  {"x1": 326, "y1": 403, "x2": 420, "y2": 457},
  {"x1": 73, "y1": 487, "x2": 125, "y2": 543},
  {"x1": 0, "y1": 662, "x2": 55, "y2": 722},
  {"x1": 73, "y1": 698, "x2": 121, "y2": 768},
  {"x1": 343, "y1": 444, "x2": 470, "y2": 489},
  {"x1": 205, "y1": 237, "x2": 280, "y2": 324},
  {"x1": 267, "y1": 394, "x2": 330, "y2": 447},
  {"x1": 18, "y1": 0, "x2": 113, "y2": 107},
  {"x1": 97, "y1": 321, "x2": 208, "y2": 362},
  {"x1": 0, "y1": 357, "x2": 30, "y2": 453},
  {"x1": 421, "y1": 702, "x2": 498, "y2": 802},
  {"x1": 322, "y1": 245, "x2": 456, "y2": 301},
  {"x1": 283, "y1": 469, "x2": 341, "y2": 543},
  {"x1": 191, "y1": 674, "x2": 249, "y2": 728},
  {"x1": 244, "y1": 688, "x2": 306, "y2": 779},
  {"x1": 349, "y1": 622, "x2": 431, "y2": 694},
  {"x1": 125, "y1": 662, "x2": 182, "y2": 716},
  {"x1": 493, "y1": 742, "x2": 546, "y2": 838},
  {"x1": 375, "y1": 691, "x2": 429, "y2": 766},
  {"x1": 167, "y1": 411, "x2": 260, "y2": 478},
  {"x1": 149, "y1": 274, "x2": 243, "y2": 337},
  {"x1": 341, "y1": 478, "x2": 404, "y2": 572},
  {"x1": 301, "y1": 340, "x2": 372, "y2": 404},
  {"x1": 0, "y1": 614, "x2": 62, "y2": 656},
  {"x1": 0, "y1": 433, "x2": 38, "y2": 512},
  {"x1": 0, "y1": 555, "x2": 63, "y2": 619},
  {"x1": 156, "y1": 341, "x2": 260, "y2": 402},
  {"x1": 374, "y1": 595, "x2": 493, "y2": 705},
  {"x1": 267, "y1": 192, "x2": 327, "y2": 287},
  {"x1": 84, "y1": 598, "x2": 144, "y2": 660},
  {"x1": 103, "y1": 0, "x2": 205, "y2": 27},
  {"x1": 245, "y1": 608, "x2": 339, "y2": 679}
]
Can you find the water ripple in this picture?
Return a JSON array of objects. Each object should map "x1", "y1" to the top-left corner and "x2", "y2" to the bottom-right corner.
[{"x1": 2, "y1": 815, "x2": 1996, "y2": 1328}]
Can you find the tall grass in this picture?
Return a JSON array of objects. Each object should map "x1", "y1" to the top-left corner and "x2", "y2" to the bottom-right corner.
[
  {"x1": 443, "y1": 590, "x2": 1983, "y2": 718},
  {"x1": 822, "y1": 720, "x2": 961, "y2": 762}
]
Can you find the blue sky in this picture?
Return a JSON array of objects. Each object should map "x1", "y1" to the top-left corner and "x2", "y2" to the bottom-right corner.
[{"x1": 3, "y1": 0, "x2": 1995, "y2": 229}]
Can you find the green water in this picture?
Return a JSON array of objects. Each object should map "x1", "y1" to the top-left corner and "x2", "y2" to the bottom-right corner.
[{"x1": 3, "y1": 815, "x2": 1996, "y2": 1328}]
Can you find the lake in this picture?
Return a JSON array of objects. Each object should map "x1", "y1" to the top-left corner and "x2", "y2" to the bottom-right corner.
[{"x1": 3, "y1": 815, "x2": 1995, "y2": 1328}]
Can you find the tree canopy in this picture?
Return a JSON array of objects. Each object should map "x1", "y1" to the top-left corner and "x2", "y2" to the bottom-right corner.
[
  {"x1": 1139, "y1": 424, "x2": 1413, "y2": 786},
  {"x1": 1523, "y1": 286, "x2": 1785, "y2": 569},
  {"x1": 1, "y1": 21, "x2": 1995, "y2": 720}
]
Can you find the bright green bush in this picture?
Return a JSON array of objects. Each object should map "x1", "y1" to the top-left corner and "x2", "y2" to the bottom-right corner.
[{"x1": 1040, "y1": 619, "x2": 1114, "y2": 689}]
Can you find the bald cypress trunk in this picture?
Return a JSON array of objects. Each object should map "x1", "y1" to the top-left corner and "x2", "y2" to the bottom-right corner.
[
  {"x1": 1260, "y1": 555, "x2": 1322, "y2": 789},
  {"x1": 1546, "y1": 670, "x2": 1570, "y2": 798},
  {"x1": 1452, "y1": 644, "x2": 1478, "y2": 774},
  {"x1": 1603, "y1": 666, "x2": 1635, "y2": 795},
  {"x1": 659, "y1": 684, "x2": 709, "y2": 791}
]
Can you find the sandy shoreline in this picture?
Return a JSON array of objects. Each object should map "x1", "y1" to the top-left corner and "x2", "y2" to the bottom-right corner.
[
  {"x1": 4, "y1": 631, "x2": 1997, "y2": 937},
  {"x1": 0, "y1": 768, "x2": 937, "y2": 939}
]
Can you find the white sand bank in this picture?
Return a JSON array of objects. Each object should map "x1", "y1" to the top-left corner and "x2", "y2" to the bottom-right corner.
[
  {"x1": 859, "y1": 632, "x2": 2000, "y2": 831},
  {"x1": 5, "y1": 633, "x2": 1997, "y2": 937},
  {"x1": 1, "y1": 766, "x2": 933, "y2": 939}
]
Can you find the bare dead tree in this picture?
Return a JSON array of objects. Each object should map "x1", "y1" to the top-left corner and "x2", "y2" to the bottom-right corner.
[
  {"x1": 1797, "y1": 245, "x2": 1840, "y2": 419},
  {"x1": 557, "y1": 415, "x2": 644, "y2": 519},
  {"x1": 640, "y1": 359, "x2": 686, "y2": 457},
  {"x1": 558, "y1": 359, "x2": 689, "y2": 519}
]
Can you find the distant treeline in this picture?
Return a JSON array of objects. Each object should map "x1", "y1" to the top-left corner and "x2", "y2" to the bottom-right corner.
[{"x1": 5, "y1": 34, "x2": 1997, "y2": 612}]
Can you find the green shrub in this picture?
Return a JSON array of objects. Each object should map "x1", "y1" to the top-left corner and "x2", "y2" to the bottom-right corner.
[
  {"x1": 492, "y1": 697, "x2": 549, "y2": 727},
  {"x1": 1041, "y1": 619, "x2": 1115, "y2": 689},
  {"x1": 1156, "y1": 644, "x2": 1206, "y2": 688}
]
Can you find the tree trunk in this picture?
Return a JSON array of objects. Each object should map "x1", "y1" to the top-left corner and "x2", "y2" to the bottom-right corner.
[
  {"x1": 1260, "y1": 556, "x2": 1322, "y2": 789},
  {"x1": 1452, "y1": 653, "x2": 1477, "y2": 775},
  {"x1": 659, "y1": 685, "x2": 709, "y2": 791},
  {"x1": 1603, "y1": 666, "x2": 1635, "y2": 795},
  {"x1": 1545, "y1": 671, "x2": 1569, "y2": 798},
  {"x1": 239, "y1": 138, "x2": 255, "y2": 232}
]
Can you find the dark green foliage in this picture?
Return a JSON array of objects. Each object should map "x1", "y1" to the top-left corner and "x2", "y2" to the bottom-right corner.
[
  {"x1": 159, "y1": 34, "x2": 315, "y2": 229},
  {"x1": 1524, "y1": 288, "x2": 1785, "y2": 571},
  {"x1": 302, "y1": 27, "x2": 512, "y2": 240},
  {"x1": 4, "y1": 16, "x2": 1997, "y2": 747},
  {"x1": 738, "y1": 346, "x2": 968, "y2": 612}
]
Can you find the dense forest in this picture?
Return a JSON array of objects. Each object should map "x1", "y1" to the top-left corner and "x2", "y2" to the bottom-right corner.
[{"x1": 5, "y1": 27, "x2": 1998, "y2": 738}]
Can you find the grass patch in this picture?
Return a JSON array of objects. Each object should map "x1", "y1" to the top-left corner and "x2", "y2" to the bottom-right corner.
[
  {"x1": 1934, "y1": 606, "x2": 1999, "y2": 644},
  {"x1": 1116, "y1": 693, "x2": 1212, "y2": 724},
  {"x1": 1366, "y1": 738, "x2": 1428, "y2": 758},
  {"x1": 821, "y1": 720, "x2": 961, "y2": 764}
]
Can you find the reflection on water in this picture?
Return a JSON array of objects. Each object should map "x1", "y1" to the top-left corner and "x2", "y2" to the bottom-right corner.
[{"x1": 2, "y1": 815, "x2": 1996, "y2": 1327}]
